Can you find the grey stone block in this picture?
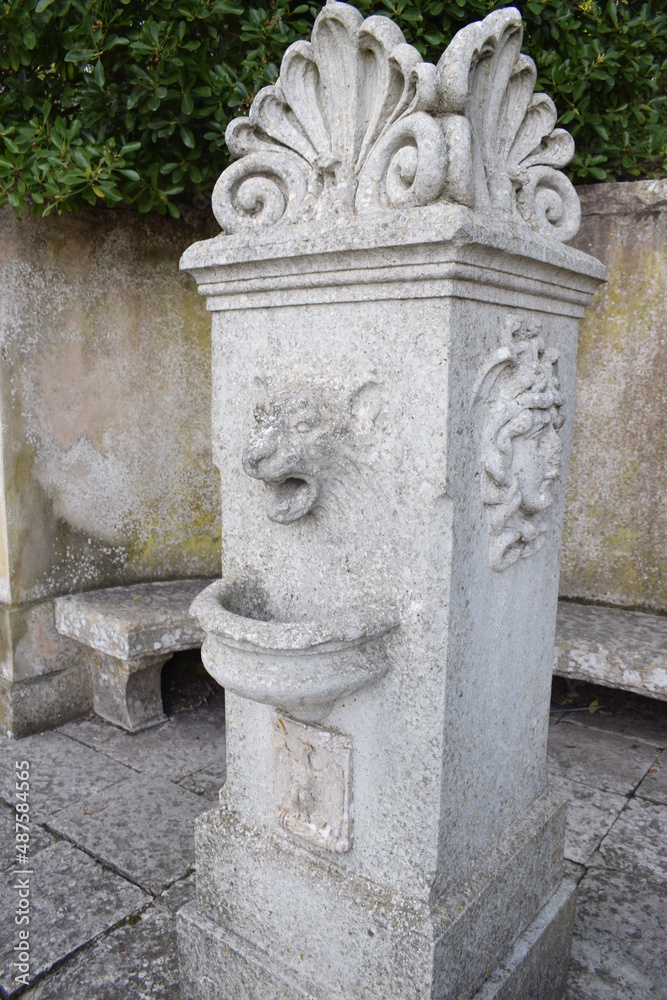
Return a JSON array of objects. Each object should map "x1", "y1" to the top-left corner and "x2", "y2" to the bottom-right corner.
[
  {"x1": 554, "y1": 603, "x2": 667, "y2": 702},
  {"x1": 547, "y1": 722, "x2": 658, "y2": 796},
  {"x1": 0, "y1": 731, "x2": 134, "y2": 823},
  {"x1": 55, "y1": 579, "x2": 214, "y2": 732},
  {"x1": 0, "y1": 841, "x2": 148, "y2": 996},
  {"x1": 0, "y1": 664, "x2": 92, "y2": 741},
  {"x1": 636, "y1": 748, "x2": 667, "y2": 806},
  {"x1": 21, "y1": 904, "x2": 180, "y2": 1000},
  {"x1": 548, "y1": 773, "x2": 627, "y2": 865},
  {"x1": 47, "y1": 773, "x2": 209, "y2": 894},
  {"x1": 0, "y1": 803, "x2": 52, "y2": 873},
  {"x1": 472, "y1": 877, "x2": 576, "y2": 1000},
  {"x1": 55, "y1": 580, "x2": 211, "y2": 661},
  {"x1": 568, "y1": 867, "x2": 667, "y2": 1000},
  {"x1": 594, "y1": 798, "x2": 667, "y2": 882}
]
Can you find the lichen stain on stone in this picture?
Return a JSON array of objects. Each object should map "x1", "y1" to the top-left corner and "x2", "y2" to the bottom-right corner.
[
  {"x1": 0, "y1": 205, "x2": 220, "y2": 600},
  {"x1": 561, "y1": 224, "x2": 666, "y2": 609}
]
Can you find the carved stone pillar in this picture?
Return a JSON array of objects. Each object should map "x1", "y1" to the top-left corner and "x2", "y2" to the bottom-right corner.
[{"x1": 177, "y1": 5, "x2": 606, "y2": 998}]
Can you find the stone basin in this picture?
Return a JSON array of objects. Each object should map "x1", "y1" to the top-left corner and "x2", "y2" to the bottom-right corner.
[{"x1": 190, "y1": 580, "x2": 399, "y2": 722}]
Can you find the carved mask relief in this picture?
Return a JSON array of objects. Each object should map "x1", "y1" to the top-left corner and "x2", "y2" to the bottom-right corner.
[
  {"x1": 242, "y1": 378, "x2": 383, "y2": 523},
  {"x1": 474, "y1": 315, "x2": 564, "y2": 571}
]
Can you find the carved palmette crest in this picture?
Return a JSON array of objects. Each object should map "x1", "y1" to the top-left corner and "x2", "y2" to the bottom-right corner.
[{"x1": 213, "y1": 2, "x2": 580, "y2": 241}]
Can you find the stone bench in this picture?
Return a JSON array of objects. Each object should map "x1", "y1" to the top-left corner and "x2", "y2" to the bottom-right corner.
[
  {"x1": 555, "y1": 600, "x2": 667, "y2": 702},
  {"x1": 55, "y1": 579, "x2": 213, "y2": 732}
]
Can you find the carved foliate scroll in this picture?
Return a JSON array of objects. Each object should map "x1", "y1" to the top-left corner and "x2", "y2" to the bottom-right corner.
[
  {"x1": 213, "y1": 2, "x2": 580, "y2": 241},
  {"x1": 475, "y1": 315, "x2": 564, "y2": 571}
]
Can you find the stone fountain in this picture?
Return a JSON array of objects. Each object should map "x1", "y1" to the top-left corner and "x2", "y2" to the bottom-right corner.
[{"x1": 176, "y1": 4, "x2": 606, "y2": 997}]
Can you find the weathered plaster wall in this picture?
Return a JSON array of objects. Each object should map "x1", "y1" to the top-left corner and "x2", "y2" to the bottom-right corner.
[
  {"x1": 562, "y1": 180, "x2": 666, "y2": 611},
  {"x1": 0, "y1": 205, "x2": 220, "y2": 603},
  {"x1": 0, "y1": 205, "x2": 220, "y2": 735}
]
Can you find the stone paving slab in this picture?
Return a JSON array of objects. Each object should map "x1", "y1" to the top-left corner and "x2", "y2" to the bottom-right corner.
[
  {"x1": 568, "y1": 867, "x2": 667, "y2": 1000},
  {"x1": 159, "y1": 872, "x2": 197, "y2": 914},
  {"x1": 0, "y1": 732, "x2": 135, "y2": 823},
  {"x1": 559, "y1": 709, "x2": 667, "y2": 750},
  {"x1": 0, "y1": 803, "x2": 52, "y2": 873},
  {"x1": 61, "y1": 692, "x2": 226, "y2": 783},
  {"x1": 592, "y1": 797, "x2": 667, "y2": 883},
  {"x1": 547, "y1": 722, "x2": 658, "y2": 796},
  {"x1": 635, "y1": 748, "x2": 667, "y2": 806},
  {"x1": 47, "y1": 773, "x2": 209, "y2": 895},
  {"x1": 178, "y1": 760, "x2": 227, "y2": 801},
  {"x1": 21, "y1": 904, "x2": 180, "y2": 1000},
  {"x1": 549, "y1": 774, "x2": 626, "y2": 865},
  {"x1": 0, "y1": 840, "x2": 148, "y2": 997}
]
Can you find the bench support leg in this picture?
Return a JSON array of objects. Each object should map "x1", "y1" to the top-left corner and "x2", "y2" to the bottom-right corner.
[{"x1": 90, "y1": 652, "x2": 170, "y2": 732}]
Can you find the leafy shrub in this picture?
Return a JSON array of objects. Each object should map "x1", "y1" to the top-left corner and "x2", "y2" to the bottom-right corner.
[{"x1": 0, "y1": 0, "x2": 665, "y2": 217}]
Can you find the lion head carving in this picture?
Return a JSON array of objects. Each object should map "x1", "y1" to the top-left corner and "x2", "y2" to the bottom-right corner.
[{"x1": 242, "y1": 378, "x2": 382, "y2": 524}]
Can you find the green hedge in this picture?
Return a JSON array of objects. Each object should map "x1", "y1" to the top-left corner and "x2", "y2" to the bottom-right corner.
[{"x1": 1, "y1": 0, "x2": 665, "y2": 217}]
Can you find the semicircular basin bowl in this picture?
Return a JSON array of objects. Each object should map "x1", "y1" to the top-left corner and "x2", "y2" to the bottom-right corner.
[{"x1": 190, "y1": 580, "x2": 399, "y2": 722}]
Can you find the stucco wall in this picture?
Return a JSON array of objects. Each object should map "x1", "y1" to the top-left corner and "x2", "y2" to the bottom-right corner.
[
  {"x1": 562, "y1": 180, "x2": 666, "y2": 612},
  {"x1": 0, "y1": 205, "x2": 221, "y2": 604}
]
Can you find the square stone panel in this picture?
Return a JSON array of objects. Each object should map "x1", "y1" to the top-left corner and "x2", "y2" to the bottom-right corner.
[
  {"x1": 568, "y1": 867, "x2": 667, "y2": 1000},
  {"x1": 20, "y1": 904, "x2": 180, "y2": 1000},
  {"x1": 547, "y1": 723, "x2": 658, "y2": 796},
  {"x1": 548, "y1": 773, "x2": 626, "y2": 865},
  {"x1": 47, "y1": 773, "x2": 209, "y2": 894},
  {"x1": 274, "y1": 715, "x2": 352, "y2": 854},
  {"x1": 0, "y1": 732, "x2": 135, "y2": 823},
  {"x1": 593, "y1": 797, "x2": 667, "y2": 883},
  {"x1": 0, "y1": 841, "x2": 148, "y2": 996}
]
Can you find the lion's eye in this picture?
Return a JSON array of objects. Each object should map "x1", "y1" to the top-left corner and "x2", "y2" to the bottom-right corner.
[{"x1": 296, "y1": 422, "x2": 313, "y2": 433}]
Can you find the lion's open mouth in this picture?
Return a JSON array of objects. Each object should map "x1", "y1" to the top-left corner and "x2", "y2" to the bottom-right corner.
[{"x1": 267, "y1": 476, "x2": 319, "y2": 523}]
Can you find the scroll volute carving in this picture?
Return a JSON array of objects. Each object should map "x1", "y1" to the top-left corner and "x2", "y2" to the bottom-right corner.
[{"x1": 213, "y1": 1, "x2": 580, "y2": 242}]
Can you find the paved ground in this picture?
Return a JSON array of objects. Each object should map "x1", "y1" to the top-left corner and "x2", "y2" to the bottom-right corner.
[{"x1": 0, "y1": 662, "x2": 665, "y2": 999}]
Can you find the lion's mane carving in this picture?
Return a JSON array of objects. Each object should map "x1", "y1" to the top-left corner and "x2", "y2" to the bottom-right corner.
[
  {"x1": 242, "y1": 378, "x2": 382, "y2": 524},
  {"x1": 474, "y1": 315, "x2": 564, "y2": 571}
]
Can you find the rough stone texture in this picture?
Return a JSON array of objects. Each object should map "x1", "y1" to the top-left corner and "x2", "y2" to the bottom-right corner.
[
  {"x1": 55, "y1": 579, "x2": 213, "y2": 731},
  {"x1": 0, "y1": 729, "x2": 134, "y2": 823},
  {"x1": 21, "y1": 905, "x2": 181, "y2": 1000},
  {"x1": 0, "y1": 204, "x2": 221, "y2": 736},
  {"x1": 0, "y1": 840, "x2": 148, "y2": 996},
  {"x1": 472, "y1": 877, "x2": 576, "y2": 1000},
  {"x1": 568, "y1": 868, "x2": 667, "y2": 1000},
  {"x1": 0, "y1": 599, "x2": 93, "y2": 739},
  {"x1": 177, "y1": 5, "x2": 606, "y2": 997},
  {"x1": 47, "y1": 773, "x2": 209, "y2": 894},
  {"x1": 562, "y1": 178, "x2": 667, "y2": 611},
  {"x1": 593, "y1": 797, "x2": 667, "y2": 882},
  {"x1": 60, "y1": 688, "x2": 225, "y2": 782},
  {"x1": 0, "y1": 802, "x2": 52, "y2": 872},
  {"x1": 55, "y1": 580, "x2": 210, "y2": 660},
  {"x1": 636, "y1": 748, "x2": 667, "y2": 806},
  {"x1": 548, "y1": 772, "x2": 626, "y2": 865},
  {"x1": 555, "y1": 600, "x2": 667, "y2": 702},
  {"x1": 547, "y1": 718, "x2": 658, "y2": 796}
]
